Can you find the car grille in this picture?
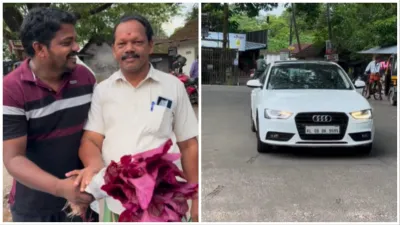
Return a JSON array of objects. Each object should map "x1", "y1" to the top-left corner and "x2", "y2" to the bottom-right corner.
[{"x1": 295, "y1": 112, "x2": 349, "y2": 140}]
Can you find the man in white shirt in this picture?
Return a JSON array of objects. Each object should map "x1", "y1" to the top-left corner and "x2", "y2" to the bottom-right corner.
[
  {"x1": 66, "y1": 14, "x2": 199, "y2": 221},
  {"x1": 364, "y1": 54, "x2": 382, "y2": 99}
]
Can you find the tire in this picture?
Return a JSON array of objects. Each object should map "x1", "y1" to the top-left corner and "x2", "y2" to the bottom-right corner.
[
  {"x1": 362, "y1": 86, "x2": 368, "y2": 98},
  {"x1": 256, "y1": 113, "x2": 272, "y2": 153},
  {"x1": 357, "y1": 143, "x2": 373, "y2": 155},
  {"x1": 190, "y1": 91, "x2": 198, "y2": 105},
  {"x1": 389, "y1": 90, "x2": 397, "y2": 106},
  {"x1": 251, "y1": 110, "x2": 256, "y2": 132},
  {"x1": 373, "y1": 91, "x2": 380, "y2": 100}
]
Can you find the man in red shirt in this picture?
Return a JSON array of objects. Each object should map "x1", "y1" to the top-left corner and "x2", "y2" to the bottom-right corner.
[{"x1": 3, "y1": 7, "x2": 98, "y2": 222}]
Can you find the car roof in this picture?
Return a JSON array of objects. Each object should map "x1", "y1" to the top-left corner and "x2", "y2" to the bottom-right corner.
[{"x1": 272, "y1": 60, "x2": 338, "y2": 65}]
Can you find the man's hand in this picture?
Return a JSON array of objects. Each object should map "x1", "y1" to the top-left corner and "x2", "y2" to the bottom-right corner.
[
  {"x1": 65, "y1": 165, "x2": 102, "y2": 192},
  {"x1": 55, "y1": 177, "x2": 94, "y2": 206},
  {"x1": 190, "y1": 198, "x2": 199, "y2": 222}
]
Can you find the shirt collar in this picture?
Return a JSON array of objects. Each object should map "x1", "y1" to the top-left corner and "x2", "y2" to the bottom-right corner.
[
  {"x1": 21, "y1": 58, "x2": 73, "y2": 83},
  {"x1": 20, "y1": 59, "x2": 36, "y2": 82},
  {"x1": 111, "y1": 63, "x2": 160, "y2": 83}
]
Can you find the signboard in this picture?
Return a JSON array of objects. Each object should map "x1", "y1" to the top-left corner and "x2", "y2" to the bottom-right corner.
[
  {"x1": 201, "y1": 32, "x2": 247, "y2": 51},
  {"x1": 325, "y1": 54, "x2": 339, "y2": 62}
]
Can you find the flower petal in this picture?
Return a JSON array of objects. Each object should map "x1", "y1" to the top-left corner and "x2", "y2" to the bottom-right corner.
[
  {"x1": 140, "y1": 210, "x2": 165, "y2": 222},
  {"x1": 101, "y1": 184, "x2": 128, "y2": 203},
  {"x1": 119, "y1": 210, "x2": 142, "y2": 222},
  {"x1": 133, "y1": 139, "x2": 173, "y2": 161},
  {"x1": 128, "y1": 174, "x2": 156, "y2": 210},
  {"x1": 161, "y1": 153, "x2": 181, "y2": 162},
  {"x1": 163, "y1": 206, "x2": 182, "y2": 222}
]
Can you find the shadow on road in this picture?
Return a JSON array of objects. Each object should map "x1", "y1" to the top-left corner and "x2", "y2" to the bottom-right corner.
[{"x1": 264, "y1": 146, "x2": 377, "y2": 160}]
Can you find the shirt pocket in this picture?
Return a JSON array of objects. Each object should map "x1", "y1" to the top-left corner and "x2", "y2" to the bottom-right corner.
[{"x1": 145, "y1": 104, "x2": 173, "y2": 136}]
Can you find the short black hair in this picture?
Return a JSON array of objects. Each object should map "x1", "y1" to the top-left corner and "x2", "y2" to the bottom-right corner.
[
  {"x1": 112, "y1": 14, "x2": 154, "y2": 44},
  {"x1": 19, "y1": 7, "x2": 77, "y2": 57}
]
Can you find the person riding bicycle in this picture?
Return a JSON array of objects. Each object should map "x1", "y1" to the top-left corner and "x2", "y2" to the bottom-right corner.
[
  {"x1": 255, "y1": 55, "x2": 267, "y2": 79},
  {"x1": 364, "y1": 54, "x2": 383, "y2": 99}
]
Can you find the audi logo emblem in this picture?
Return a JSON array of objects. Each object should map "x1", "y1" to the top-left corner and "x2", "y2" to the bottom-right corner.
[{"x1": 312, "y1": 115, "x2": 332, "y2": 122}]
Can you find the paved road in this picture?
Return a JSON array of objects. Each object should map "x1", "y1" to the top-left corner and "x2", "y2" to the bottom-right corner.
[{"x1": 201, "y1": 85, "x2": 397, "y2": 222}]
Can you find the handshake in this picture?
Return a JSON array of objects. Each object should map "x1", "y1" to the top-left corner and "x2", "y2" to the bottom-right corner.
[{"x1": 55, "y1": 165, "x2": 105, "y2": 214}]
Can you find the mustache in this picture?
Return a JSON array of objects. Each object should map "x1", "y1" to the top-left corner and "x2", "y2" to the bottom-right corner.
[
  {"x1": 67, "y1": 52, "x2": 78, "y2": 58},
  {"x1": 121, "y1": 52, "x2": 140, "y2": 61}
]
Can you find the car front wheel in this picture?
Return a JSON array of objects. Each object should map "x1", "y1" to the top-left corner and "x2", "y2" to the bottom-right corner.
[
  {"x1": 256, "y1": 113, "x2": 272, "y2": 153},
  {"x1": 251, "y1": 109, "x2": 256, "y2": 132},
  {"x1": 357, "y1": 143, "x2": 373, "y2": 155}
]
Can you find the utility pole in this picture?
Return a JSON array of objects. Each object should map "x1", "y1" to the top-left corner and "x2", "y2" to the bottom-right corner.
[
  {"x1": 327, "y1": 3, "x2": 333, "y2": 41},
  {"x1": 223, "y1": 3, "x2": 229, "y2": 49},
  {"x1": 292, "y1": 3, "x2": 301, "y2": 52},
  {"x1": 289, "y1": 16, "x2": 293, "y2": 46}
]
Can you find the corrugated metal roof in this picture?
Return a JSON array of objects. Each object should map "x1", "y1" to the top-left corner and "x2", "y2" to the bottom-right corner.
[
  {"x1": 201, "y1": 40, "x2": 266, "y2": 51},
  {"x1": 245, "y1": 41, "x2": 266, "y2": 51},
  {"x1": 358, "y1": 45, "x2": 397, "y2": 54}
]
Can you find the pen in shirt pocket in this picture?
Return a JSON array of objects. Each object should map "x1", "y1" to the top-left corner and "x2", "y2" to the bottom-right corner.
[{"x1": 150, "y1": 101, "x2": 155, "y2": 112}]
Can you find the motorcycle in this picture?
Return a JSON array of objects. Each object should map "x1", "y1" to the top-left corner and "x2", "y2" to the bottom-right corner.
[{"x1": 171, "y1": 55, "x2": 198, "y2": 104}]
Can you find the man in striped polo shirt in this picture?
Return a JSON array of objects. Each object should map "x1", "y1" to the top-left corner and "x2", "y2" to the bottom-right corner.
[{"x1": 3, "y1": 8, "x2": 98, "y2": 222}]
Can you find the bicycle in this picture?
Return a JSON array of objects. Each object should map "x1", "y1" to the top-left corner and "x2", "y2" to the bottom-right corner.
[{"x1": 362, "y1": 73, "x2": 383, "y2": 100}]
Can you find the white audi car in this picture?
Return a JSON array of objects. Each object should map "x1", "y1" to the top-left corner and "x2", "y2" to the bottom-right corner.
[{"x1": 247, "y1": 60, "x2": 374, "y2": 154}]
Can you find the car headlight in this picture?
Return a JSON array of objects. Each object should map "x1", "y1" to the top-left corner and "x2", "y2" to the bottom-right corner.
[
  {"x1": 350, "y1": 109, "x2": 372, "y2": 120},
  {"x1": 264, "y1": 109, "x2": 293, "y2": 119}
]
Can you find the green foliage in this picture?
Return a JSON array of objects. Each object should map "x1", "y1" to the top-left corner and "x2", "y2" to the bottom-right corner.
[
  {"x1": 201, "y1": 3, "x2": 278, "y2": 33},
  {"x1": 312, "y1": 3, "x2": 397, "y2": 59},
  {"x1": 3, "y1": 3, "x2": 180, "y2": 45},
  {"x1": 205, "y1": 3, "x2": 397, "y2": 57},
  {"x1": 185, "y1": 4, "x2": 198, "y2": 23}
]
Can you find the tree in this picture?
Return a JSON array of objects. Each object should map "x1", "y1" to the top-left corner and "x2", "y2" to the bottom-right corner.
[
  {"x1": 229, "y1": 10, "x2": 314, "y2": 52},
  {"x1": 309, "y1": 3, "x2": 397, "y2": 59},
  {"x1": 201, "y1": 3, "x2": 279, "y2": 33},
  {"x1": 229, "y1": 3, "x2": 397, "y2": 58},
  {"x1": 3, "y1": 3, "x2": 180, "y2": 44},
  {"x1": 185, "y1": 4, "x2": 198, "y2": 23}
]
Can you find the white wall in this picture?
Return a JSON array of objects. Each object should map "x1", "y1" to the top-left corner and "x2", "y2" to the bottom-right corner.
[
  {"x1": 264, "y1": 53, "x2": 281, "y2": 64},
  {"x1": 177, "y1": 42, "x2": 197, "y2": 76},
  {"x1": 82, "y1": 43, "x2": 119, "y2": 81}
]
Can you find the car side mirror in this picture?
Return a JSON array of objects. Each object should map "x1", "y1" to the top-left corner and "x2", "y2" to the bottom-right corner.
[
  {"x1": 246, "y1": 79, "x2": 262, "y2": 88},
  {"x1": 354, "y1": 79, "x2": 366, "y2": 89}
]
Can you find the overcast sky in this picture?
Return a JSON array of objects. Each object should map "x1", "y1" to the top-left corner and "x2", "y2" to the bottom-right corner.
[
  {"x1": 162, "y1": 3, "x2": 286, "y2": 37},
  {"x1": 162, "y1": 3, "x2": 196, "y2": 37}
]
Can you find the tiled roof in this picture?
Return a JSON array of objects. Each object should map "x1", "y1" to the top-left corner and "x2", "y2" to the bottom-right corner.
[{"x1": 169, "y1": 19, "x2": 198, "y2": 42}]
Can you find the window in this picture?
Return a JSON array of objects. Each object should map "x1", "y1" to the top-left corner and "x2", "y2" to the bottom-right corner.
[
  {"x1": 266, "y1": 63, "x2": 353, "y2": 90},
  {"x1": 260, "y1": 63, "x2": 271, "y2": 85}
]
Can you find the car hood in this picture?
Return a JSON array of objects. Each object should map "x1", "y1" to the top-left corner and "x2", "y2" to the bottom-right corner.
[{"x1": 260, "y1": 89, "x2": 372, "y2": 113}]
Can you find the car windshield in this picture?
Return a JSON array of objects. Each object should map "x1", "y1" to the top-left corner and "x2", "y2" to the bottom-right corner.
[{"x1": 266, "y1": 63, "x2": 353, "y2": 90}]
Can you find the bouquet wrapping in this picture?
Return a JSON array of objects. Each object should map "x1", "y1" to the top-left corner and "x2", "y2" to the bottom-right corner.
[{"x1": 67, "y1": 139, "x2": 198, "y2": 222}]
